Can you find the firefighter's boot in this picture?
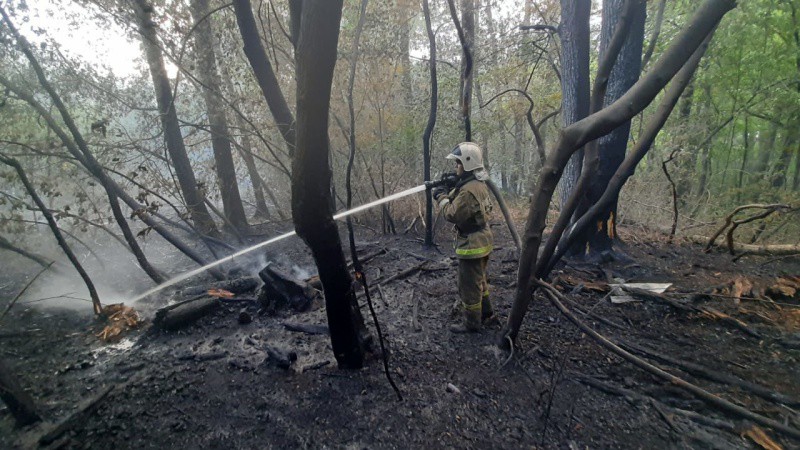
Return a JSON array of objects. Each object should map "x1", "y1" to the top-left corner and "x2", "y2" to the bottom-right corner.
[{"x1": 450, "y1": 304, "x2": 481, "y2": 333}]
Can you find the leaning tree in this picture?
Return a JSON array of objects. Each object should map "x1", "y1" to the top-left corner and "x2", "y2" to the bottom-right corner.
[{"x1": 502, "y1": 0, "x2": 737, "y2": 344}]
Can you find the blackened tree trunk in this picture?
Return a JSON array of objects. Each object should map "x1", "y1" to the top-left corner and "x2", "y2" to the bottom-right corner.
[
  {"x1": 292, "y1": 0, "x2": 369, "y2": 369},
  {"x1": 233, "y1": 0, "x2": 296, "y2": 157},
  {"x1": 216, "y1": 61, "x2": 275, "y2": 220},
  {"x1": 190, "y1": 0, "x2": 248, "y2": 231},
  {"x1": 0, "y1": 359, "x2": 40, "y2": 427},
  {"x1": 422, "y1": 0, "x2": 438, "y2": 247},
  {"x1": 133, "y1": 0, "x2": 218, "y2": 236},
  {"x1": 557, "y1": 0, "x2": 591, "y2": 210},
  {"x1": 574, "y1": 0, "x2": 647, "y2": 255},
  {"x1": 236, "y1": 130, "x2": 272, "y2": 220},
  {"x1": 447, "y1": 0, "x2": 474, "y2": 141}
]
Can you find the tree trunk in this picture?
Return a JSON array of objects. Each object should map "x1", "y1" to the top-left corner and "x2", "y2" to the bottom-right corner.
[
  {"x1": 794, "y1": 142, "x2": 800, "y2": 191},
  {"x1": 576, "y1": 0, "x2": 647, "y2": 256},
  {"x1": 512, "y1": 118, "x2": 524, "y2": 195},
  {"x1": 132, "y1": 0, "x2": 218, "y2": 236},
  {"x1": 736, "y1": 115, "x2": 750, "y2": 203},
  {"x1": 772, "y1": 127, "x2": 797, "y2": 189},
  {"x1": 501, "y1": 0, "x2": 736, "y2": 345},
  {"x1": 422, "y1": 0, "x2": 438, "y2": 247},
  {"x1": 190, "y1": 0, "x2": 248, "y2": 231},
  {"x1": 292, "y1": 0, "x2": 369, "y2": 369},
  {"x1": 233, "y1": 0, "x2": 296, "y2": 157},
  {"x1": 445, "y1": 0, "x2": 474, "y2": 141},
  {"x1": 754, "y1": 122, "x2": 777, "y2": 177},
  {"x1": 674, "y1": 78, "x2": 695, "y2": 203},
  {"x1": 397, "y1": 0, "x2": 413, "y2": 106},
  {"x1": 0, "y1": 359, "x2": 40, "y2": 427},
  {"x1": 557, "y1": 0, "x2": 591, "y2": 210}
]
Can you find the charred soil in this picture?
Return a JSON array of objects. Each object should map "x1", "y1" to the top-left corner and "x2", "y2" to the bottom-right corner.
[{"x1": 1, "y1": 220, "x2": 799, "y2": 449}]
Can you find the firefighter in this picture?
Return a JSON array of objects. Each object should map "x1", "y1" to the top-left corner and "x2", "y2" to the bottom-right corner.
[{"x1": 431, "y1": 142, "x2": 495, "y2": 333}]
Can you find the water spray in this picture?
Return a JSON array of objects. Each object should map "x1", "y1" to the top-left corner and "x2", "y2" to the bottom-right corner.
[{"x1": 129, "y1": 184, "x2": 428, "y2": 303}]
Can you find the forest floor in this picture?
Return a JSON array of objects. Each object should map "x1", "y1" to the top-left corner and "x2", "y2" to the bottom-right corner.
[{"x1": 1, "y1": 214, "x2": 799, "y2": 449}]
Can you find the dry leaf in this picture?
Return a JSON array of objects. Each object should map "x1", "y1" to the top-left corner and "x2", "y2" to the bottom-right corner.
[
  {"x1": 97, "y1": 303, "x2": 141, "y2": 342},
  {"x1": 732, "y1": 276, "x2": 753, "y2": 305},
  {"x1": 208, "y1": 288, "x2": 235, "y2": 298},
  {"x1": 556, "y1": 275, "x2": 609, "y2": 293},
  {"x1": 742, "y1": 425, "x2": 782, "y2": 450},
  {"x1": 771, "y1": 276, "x2": 800, "y2": 298}
]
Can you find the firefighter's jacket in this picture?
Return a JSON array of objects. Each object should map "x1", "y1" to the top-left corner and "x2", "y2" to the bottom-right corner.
[{"x1": 438, "y1": 174, "x2": 493, "y2": 259}]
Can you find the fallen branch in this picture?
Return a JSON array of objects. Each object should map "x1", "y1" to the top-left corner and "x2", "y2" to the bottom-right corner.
[
  {"x1": 704, "y1": 204, "x2": 790, "y2": 254},
  {"x1": 619, "y1": 286, "x2": 761, "y2": 338},
  {"x1": 696, "y1": 238, "x2": 800, "y2": 256},
  {"x1": 154, "y1": 295, "x2": 220, "y2": 331},
  {"x1": 282, "y1": 322, "x2": 329, "y2": 335},
  {"x1": 537, "y1": 280, "x2": 800, "y2": 441},
  {"x1": 620, "y1": 340, "x2": 800, "y2": 408},
  {"x1": 571, "y1": 372, "x2": 738, "y2": 432},
  {"x1": 370, "y1": 261, "x2": 428, "y2": 287}
]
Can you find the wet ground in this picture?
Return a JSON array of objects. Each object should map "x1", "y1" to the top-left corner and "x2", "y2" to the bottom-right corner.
[{"x1": 1, "y1": 218, "x2": 799, "y2": 449}]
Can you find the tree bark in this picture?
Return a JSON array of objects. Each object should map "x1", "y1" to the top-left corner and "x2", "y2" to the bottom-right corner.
[
  {"x1": 233, "y1": 0, "x2": 296, "y2": 157},
  {"x1": 292, "y1": 0, "x2": 369, "y2": 369},
  {"x1": 772, "y1": 127, "x2": 797, "y2": 189},
  {"x1": 422, "y1": 0, "x2": 438, "y2": 248},
  {"x1": 448, "y1": 0, "x2": 474, "y2": 141},
  {"x1": 575, "y1": 0, "x2": 647, "y2": 256},
  {"x1": 641, "y1": 0, "x2": 666, "y2": 69},
  {"x1": 557, "y1": 0, "x2": 591, "y2": 210},
  {"x1": 190, "y1": 0, "x2": 248, "y2": 231},
  {"x1": 501, "y1": 0, "x2": 736, "y2": 345},
  {"x1": 546, "y1": 31, "x2": 714, "y2": 274},
  {"x1": 133, "y1": 0, "x2": 218, "y2": 236}
]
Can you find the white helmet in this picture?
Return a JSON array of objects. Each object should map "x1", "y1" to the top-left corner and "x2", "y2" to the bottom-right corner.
[{"x1": 446, "y1": 142, "x2": 484, "y2": 172}]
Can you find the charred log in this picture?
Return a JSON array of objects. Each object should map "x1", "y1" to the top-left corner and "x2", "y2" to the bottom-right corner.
[
  {"x1": 257, "y1": 265, "x2": 320, "y2": 314},
  {"x1": 154, "y1": 296, "x2": 220, "y2": 331}
]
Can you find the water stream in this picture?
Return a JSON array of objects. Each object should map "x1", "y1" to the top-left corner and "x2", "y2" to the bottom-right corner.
[{"x1": 129, "y1": 184, "x2": 427, "y2": 303}]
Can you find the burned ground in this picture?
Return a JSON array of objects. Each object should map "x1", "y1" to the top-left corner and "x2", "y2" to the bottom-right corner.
[{"x1": 1, "y1": 219, "x2": 799, "y2": 449}]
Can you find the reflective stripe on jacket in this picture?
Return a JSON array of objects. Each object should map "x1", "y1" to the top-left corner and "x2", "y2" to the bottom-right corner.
[{"x1": 439, "y1": 177, "x2": 493, "y2": 259}]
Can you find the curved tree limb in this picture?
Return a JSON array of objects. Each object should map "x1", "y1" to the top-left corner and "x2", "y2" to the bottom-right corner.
[
  {"x1": 502, "y1": 0, "x2": 736, "y2": 344},
  {"x1": 545, "y1": 29, "x2": 714, "y2": 274}
]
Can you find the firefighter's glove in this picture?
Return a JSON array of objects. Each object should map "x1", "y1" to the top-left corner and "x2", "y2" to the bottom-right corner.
[{"x1": 431, "y1": 186, "x2": 447, "y2": 202}]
